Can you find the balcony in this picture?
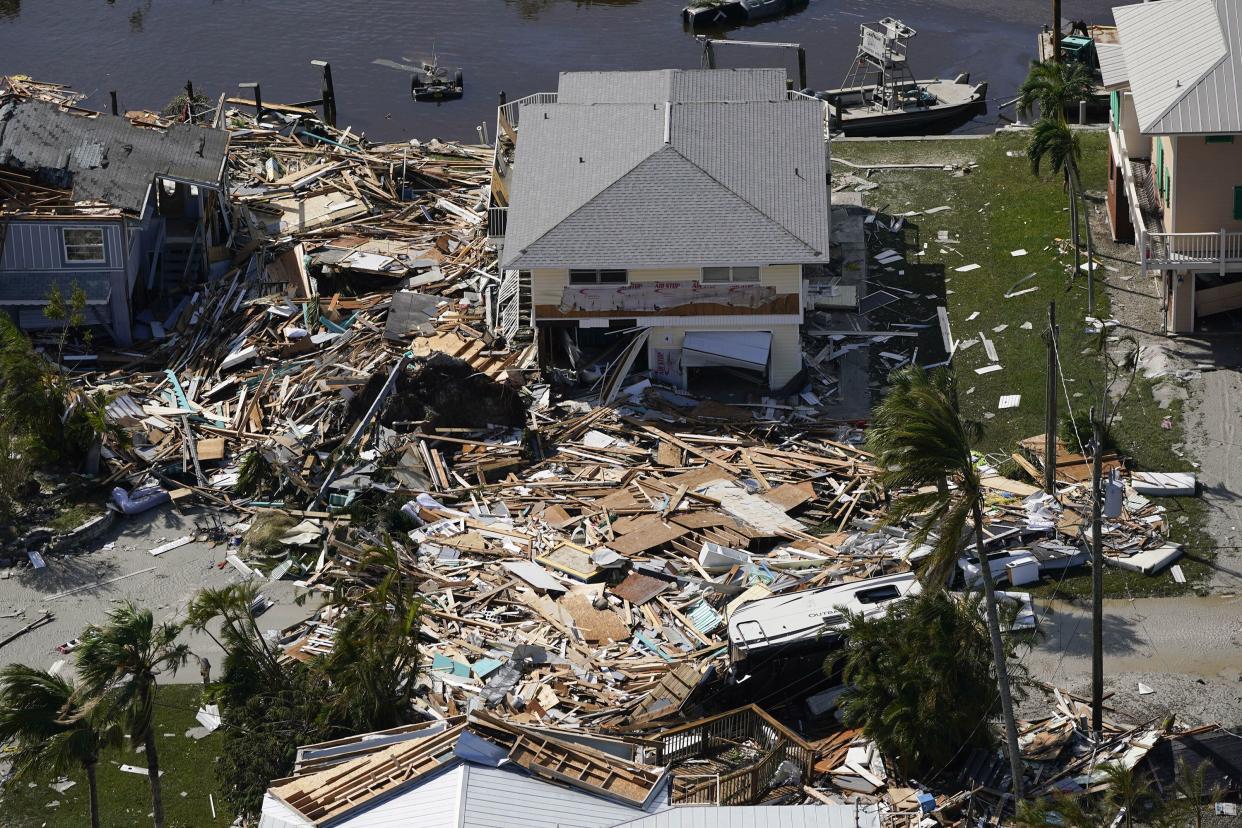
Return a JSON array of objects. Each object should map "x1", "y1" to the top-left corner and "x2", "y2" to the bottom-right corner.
[{"x1": 1141, "y1": 229, "x2": 1242, "y2": 272}]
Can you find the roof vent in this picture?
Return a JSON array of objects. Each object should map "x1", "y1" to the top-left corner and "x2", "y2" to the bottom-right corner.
[{"x1": 663, "y1": 101, "x2": 671, "y2": 144}]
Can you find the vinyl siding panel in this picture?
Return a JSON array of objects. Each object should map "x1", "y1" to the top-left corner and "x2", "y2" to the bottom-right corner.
[{"x1": 460, "y1": 765, "x2": 650, "y2": 828}]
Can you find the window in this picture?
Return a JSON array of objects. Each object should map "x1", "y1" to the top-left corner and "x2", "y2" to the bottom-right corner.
[
  {"x1": 855, "y1": 585, "x2": 902, "y2": 605},
  {"x1": 701, "y1": 266, "x2": 760, "y2": 283},
  {"x1": 62, "y1": 228, "x2": 105, "y2": 263},
  {"x1": 1206, "y1": 135, "x2": 1235, "y2": 144},
  {"x1": 1110, "y1": 91, "x2": 1119, "y2": 132},
  {"x1": 1234, "y1": 186, "x2": 1242, "y2": 221},
  {"x1": 569, "y1": 269, "x2": 627, "y2": 285}
]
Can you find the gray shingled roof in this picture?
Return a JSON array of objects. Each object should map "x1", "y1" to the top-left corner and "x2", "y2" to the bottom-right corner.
[
  {"x1": 1112, "y1": 0, "x2": 1242, "y2": 133},
  {"x1": 0, "y1": 271, "x2": 111, "y2": 304},
  {"x1": 557, "y1": 68, "x2": 788, "y2": 104},
  {"x1": 502, "y1": 72, "x2": 829, "y2": 270},
  {"x1": 0, "y1": 98, "x2": 229, "y2": 214}
]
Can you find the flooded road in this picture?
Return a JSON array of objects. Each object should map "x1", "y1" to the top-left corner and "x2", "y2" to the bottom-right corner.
[{"x1": 2, "y1": 0, "x2": 1115, "y2": 142}]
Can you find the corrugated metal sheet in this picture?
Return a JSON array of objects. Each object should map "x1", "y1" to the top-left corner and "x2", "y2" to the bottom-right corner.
[
  {"x1": 1097, "y1": 42, "x2": 1129, "y2": 88},
  {"x1": 0, "y1": 97, "x2": 228, "y2": 213},
  {"x1": 460, "y1": 764, "x2": 654, "y2": 828},
  {"x1": 610, "y1": 804, "x2": 883, "y2": 828},
  {"x1": 334, "y1": 765, "x2": 463, "y2": 828},
  {"x1": 1114, "y1": 0, "x2": 1241, "y2": 133}
]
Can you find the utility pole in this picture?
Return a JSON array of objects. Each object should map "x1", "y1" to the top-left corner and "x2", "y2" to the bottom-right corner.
[
  {"x1": 1052, "y1": 0, "x2": 1063, "y2": 61},
  {"x1": 1090, "y1": 407, "x2": 1104, "y2": 736},
  {"x1": 1044, "y1": 302, "x2": 1058, "y2": 496}
]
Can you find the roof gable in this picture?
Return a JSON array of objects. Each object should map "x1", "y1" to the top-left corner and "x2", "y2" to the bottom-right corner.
[
  {"x1": 507, "y1": 145, "x2": 822, "y2": 269},
  {"x1": 1113, "y1": 0, "x2": 1241, "y2": 133}
]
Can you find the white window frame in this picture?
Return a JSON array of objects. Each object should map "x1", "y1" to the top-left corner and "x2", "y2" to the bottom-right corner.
[
  {"x1": 701, "y1": 266, "x2": 760, "y2": 284},
  {"x1": 62, "y1": 228, "x2": 106, "y2": 264},
  {"x1": 569, "y1": 268, "x2": 628, "y2": 286}
]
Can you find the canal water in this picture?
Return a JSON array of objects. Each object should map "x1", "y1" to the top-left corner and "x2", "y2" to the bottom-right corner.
[{"x1": 1, "y1": 0, "x2": 1115, "y2": 142}]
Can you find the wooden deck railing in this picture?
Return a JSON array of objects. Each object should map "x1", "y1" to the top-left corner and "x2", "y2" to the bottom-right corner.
[{"x1": 658, "y1": 705, "x2": 814, "y2": 805}]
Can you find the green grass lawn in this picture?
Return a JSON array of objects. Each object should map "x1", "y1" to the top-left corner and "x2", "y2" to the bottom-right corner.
[
  {"x1": 0, "y1": 684, "x2": 232, "y2": 828},
  {"x1": 836, "y1": 131, "x2": 1210, "y2": 596}
]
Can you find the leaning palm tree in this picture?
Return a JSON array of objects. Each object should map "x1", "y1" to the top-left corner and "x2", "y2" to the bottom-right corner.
[
  {"x1": 0, "y1": 664, "x2": 121, "y2": 828},
  {"x1": 1029, "y1": 117, "x2": 1097, "y2": 313},
  {"x1": 1017, "y1": 60, "x2": 1095, "y2": 124},
  {"x1": 867, "y1": 365, "x2": 1025, "y2": 799},
  {"x1": 74, "y1": 602, "x2": 190, "y2": 828}
]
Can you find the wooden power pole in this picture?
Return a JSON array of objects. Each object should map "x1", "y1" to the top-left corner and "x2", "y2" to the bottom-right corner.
[
  {"x1": 1044, "y1": 302, "x2": 1058, "y2": 496},
  {"x1": 1053, "y1": 0, "x2": 1063, "y2": 60},
  {"x1": 1090, "y1": 408, "x2": 1104, "y2": 735}
]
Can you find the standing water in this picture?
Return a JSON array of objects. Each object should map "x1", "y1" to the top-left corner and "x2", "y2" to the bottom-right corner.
[{"x1": 0, "y1": 0, "x2": 1115, "y2": 141}]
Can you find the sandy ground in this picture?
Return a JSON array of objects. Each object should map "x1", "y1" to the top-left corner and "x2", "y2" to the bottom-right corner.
[
  {"x1": 1022, "y1": 594, "x2": 1242, "y2": 727},
  {"x1": 0, "y1": 505, "x2": 316, "y2": 682}
]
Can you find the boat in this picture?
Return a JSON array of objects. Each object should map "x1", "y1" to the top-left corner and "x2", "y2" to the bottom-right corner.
[
  {"x1": 682, "y1": 0, "x2": 806, "y2": 28},
  {"x1": 816, "y1": 18, "x2": 987, "y2": 136},
  {"x1": 411, "y1": 55, "x2": 463, "y2": 103},
  {"x1": 727, "y1": 572, "x2": 921, "y2": 662}
]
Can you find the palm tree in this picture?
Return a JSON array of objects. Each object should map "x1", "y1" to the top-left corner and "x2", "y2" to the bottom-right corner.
[
  {"x1": 74, "y1": 602, "x2": 190, "y2": 828},
  {"x1": 1100, "y1": 761, "x2": 1155, "y2": 828},
  {"x1": 1174, "y1": 757, "x2": 1224, "y2": 828},
  {"x1": 0, "y1": 664, "x2": 120, "y2": 828},
  {"x1": 1017, "y1": 60, "x2": 1095, "y2": 124},
  {"x1": 319, "y1": 542, "x2": 423, "y2": 731},
  {"x1": 1028, "y1": 117, "x2": 1097, "y2": 313},
  {"x1": 867, "y1": 365, "x2": 1025, "y2": 799},
  {"x1": 186, "y1": 581, "x2": 285, "y2": 705}
]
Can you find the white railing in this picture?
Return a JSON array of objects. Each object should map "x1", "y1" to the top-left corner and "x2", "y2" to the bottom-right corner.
[
  {"x1": 1142, "y1": 228, "x2": 1242, "y2": 273},
  {"x1": 1109, "y1": 126, "x2": 1149, "y2": 250},
  {"x1": 787, "y1": 89, "x2": 819, "y2": 102},
  {"x1": 498, "y1": 92, "x2": 559, "y2": 134}
]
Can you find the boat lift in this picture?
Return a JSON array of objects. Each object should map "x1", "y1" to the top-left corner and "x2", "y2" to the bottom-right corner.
[{"x1": 697, "y1": 36, "x2": 807, "y2": 91}]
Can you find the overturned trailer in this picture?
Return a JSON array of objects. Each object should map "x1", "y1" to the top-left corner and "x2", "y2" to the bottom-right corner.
[{"x1": 727, "y1": 572, "x2": 921, "y2": 663}]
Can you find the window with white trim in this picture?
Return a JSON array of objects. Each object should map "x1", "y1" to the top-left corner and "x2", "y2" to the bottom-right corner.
[
  {"x1": 62, "y1": 228, "x2": 105, "y2": 263},
  {"x1": 701, "y1": 266, "x2": 760, "y2": 283},
  {"x1": 569, "y1": 269, "x2": 627, "y2": 285}
]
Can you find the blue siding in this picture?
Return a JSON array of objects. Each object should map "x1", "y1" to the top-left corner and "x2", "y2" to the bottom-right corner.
[{"x1": 0, "y1": 219, "x2": 125, "y2": 271}]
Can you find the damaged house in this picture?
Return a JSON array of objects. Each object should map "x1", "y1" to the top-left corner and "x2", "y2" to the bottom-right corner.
[
  {"x1": 488, "y1": 68, "x2": 830, "y2": 391},
  {"x1": 1103, "y1": 0, "x2": 1242, "y2": 332},
  {"x1": 0, "y1": 87, "x2": 229, "y2": 345}
]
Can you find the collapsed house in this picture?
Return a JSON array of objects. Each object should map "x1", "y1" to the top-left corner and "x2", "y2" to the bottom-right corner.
[
  {"x1": 0, "y1": 77, "x2": 230, "y2": 345},
  {"x1": 488, "y1": 68, "x2": 831, "y2": 391}
]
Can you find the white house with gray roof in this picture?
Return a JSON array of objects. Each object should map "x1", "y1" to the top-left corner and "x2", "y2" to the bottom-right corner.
[
  {"x1": 489, "y1": 68, "x2": 829, "y2": 390},
  {"x1": 1103, "y1": 0, "x2": 1242, "y2": 333}
]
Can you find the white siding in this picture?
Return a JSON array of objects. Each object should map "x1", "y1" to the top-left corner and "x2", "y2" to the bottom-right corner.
[
  {"x1": 337, "y1": 765, "x2": 463, "y2": 828},
  {"x1": 258, "y1": 793, "x2": 314, "y2": 828},
  {"x1": 460, "y1": 765, "x2": 651, "y2": 828}
]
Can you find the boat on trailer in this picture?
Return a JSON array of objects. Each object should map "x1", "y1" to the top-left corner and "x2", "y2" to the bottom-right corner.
[
  {"x1": 817, "y1": 18, "x2": 987, "y2": 136},
  {"x1": 727, "y1": 571, "x2": 921, "y2": 662}
]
